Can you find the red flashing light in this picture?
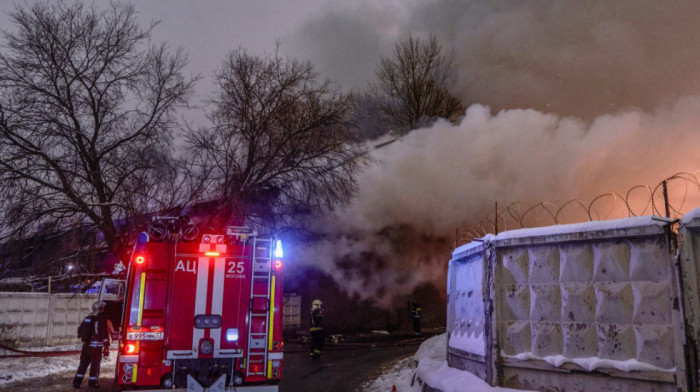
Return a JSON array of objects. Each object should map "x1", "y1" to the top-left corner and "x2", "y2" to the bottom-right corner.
[
  {"x1": 125, "y1": 343, "x2": 137, "y2": 354},
  {"x1": 274, "y1": 260, "x2": 283, "y2": 270},
  {"x1": 135, "y1": 255, "x2": 145, "y2": 264},
  {"x1": 204, "y1": 251, "x2": 220, "y2": 257}
]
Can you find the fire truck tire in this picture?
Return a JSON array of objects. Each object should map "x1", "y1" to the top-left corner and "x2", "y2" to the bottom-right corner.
[
  {"x1": 160, "y1": 373, "x2": 174, "y2": 388},
  {"x1": 232, "y1": 372, "x2": 244, "y2": 386}
]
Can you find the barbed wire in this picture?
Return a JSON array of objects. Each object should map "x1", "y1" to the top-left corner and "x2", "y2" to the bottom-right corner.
[{"x1": 457, "y1": 172, "x2": 700, "y2": 245}]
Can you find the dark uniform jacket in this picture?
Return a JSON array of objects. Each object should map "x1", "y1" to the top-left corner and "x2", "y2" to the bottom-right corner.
[{"x1": 78, "y1": 312, "x2": 110, "y2": 348}]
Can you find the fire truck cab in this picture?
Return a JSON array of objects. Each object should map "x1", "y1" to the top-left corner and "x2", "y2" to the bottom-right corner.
[{"x1": 115, "y1": 216, "x2": 284, "y2": 391}]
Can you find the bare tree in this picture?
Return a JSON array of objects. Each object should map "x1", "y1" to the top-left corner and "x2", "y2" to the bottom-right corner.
[
  {"x1": 370, "y1": 34, "x2": 464, "y2": 133},
  {"x1": 349, "y1": 92, "x2": 390, "y2": 141},
  {"x1": 186, "y1": 49, "x2": 366, "y2": 232},
  {"x1": 0, "y1": 1, "x2": 195, "y2": 265}
]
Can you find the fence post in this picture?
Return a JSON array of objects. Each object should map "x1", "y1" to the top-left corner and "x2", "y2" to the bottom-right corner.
[{"x1": 44, "y1": 293, "x2": 53, "y2": 346}]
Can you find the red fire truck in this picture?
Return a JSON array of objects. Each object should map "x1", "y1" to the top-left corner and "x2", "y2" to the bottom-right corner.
[{"x1": 111, "y1": 216, "x2": 284, "y2": 391}]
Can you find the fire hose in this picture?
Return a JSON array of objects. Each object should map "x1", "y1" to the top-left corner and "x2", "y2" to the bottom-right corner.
[
  {"x1": 0, "y1": 342, "x2": 116, "y2": 359},
  {"x1": 1, "y1": 338, "x2": 423, "y2": 358}
]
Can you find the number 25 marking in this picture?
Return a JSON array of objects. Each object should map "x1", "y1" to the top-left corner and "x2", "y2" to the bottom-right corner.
[{"x1": 227, "y1": 261, "x2": 244, "y2": 274}]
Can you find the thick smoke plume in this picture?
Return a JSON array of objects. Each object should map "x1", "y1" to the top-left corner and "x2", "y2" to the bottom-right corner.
[
  {"x1": 291, "y1": 0, "x2": 700, "y2": 306},
  {"x1": 300, "y1": 101, "x2": 700, "y2": 305}
]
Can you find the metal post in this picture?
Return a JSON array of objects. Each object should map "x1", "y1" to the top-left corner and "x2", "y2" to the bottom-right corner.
[
  {"x1": 662, "y1": 180, "x2": 671, "y2": 219},
  {"x1": 48, "y1": 276, "x2": 51, "y2": 294},
  {"x1": 662, "y1": 180, "x2": 697, "y2": 391},
  {"x1": 494, "y1": 202, "x2": 499, "y2": 235}
]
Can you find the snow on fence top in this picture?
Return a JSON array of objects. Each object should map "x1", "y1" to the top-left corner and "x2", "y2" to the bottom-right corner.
[
  {"x1": 454, "y1": 215, "x2": 668, "y2": 253},
  {"x1": 681, "y1": 207, "x2": 700, "y2": 226}
]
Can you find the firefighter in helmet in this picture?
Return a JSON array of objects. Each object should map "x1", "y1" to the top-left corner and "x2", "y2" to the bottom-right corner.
[
  {"x1": 309, "y1": 299, "x2": 324, "y2": 358},
  {"x1": 411, "y1": 301, "x2": 422, "y2": 334},
  {"x1": 73, "y1": 301, "x2": 110, "y2": 389}
]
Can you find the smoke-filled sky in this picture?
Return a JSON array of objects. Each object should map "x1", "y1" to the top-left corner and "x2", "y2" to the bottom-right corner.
[
  {"x1": 290, "y1": 0, "x2": 700, "y2": 303},
  {"x1": 2, "y1": 0, "x2": 699, "y2": 304}
]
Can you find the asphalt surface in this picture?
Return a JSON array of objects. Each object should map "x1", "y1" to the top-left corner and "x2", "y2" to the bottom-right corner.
[
  {"x1": 0, "y1": 336, "x2": 426, "y2": 392},
  {"x1": 280, "y1": 340, "x2": 421, "y2": 392}
]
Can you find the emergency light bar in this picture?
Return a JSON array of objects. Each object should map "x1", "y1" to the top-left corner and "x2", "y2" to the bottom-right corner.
[
  {"x1": 204, "y1": 251, "x2": 220, "y2": 257},
  {"x1": 225, "y1": 226, "x2": 256, "y2": 236},
  {"x1": 194, "y1": 314, "x2": 222, "y2": 328}
]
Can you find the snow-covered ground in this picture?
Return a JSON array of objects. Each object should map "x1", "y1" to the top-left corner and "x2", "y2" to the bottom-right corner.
[
  {"x1": 0, "y1": 344, "x2": 116, "y2": 386},
  {"x1": 361, "y1": 333, "x2": 534, "y2": 392},
  {"x1": 1, "y1": 335, "x2": 532, "y2": 392}
]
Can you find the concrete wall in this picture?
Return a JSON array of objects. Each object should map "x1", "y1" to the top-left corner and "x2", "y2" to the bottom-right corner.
[
  {"x1": 446, "y1": 242, "x2": 491, "y2": 380},
  {"x1": 679, "y1": 209, "x2": 700, "y2": 388},
  {"x1": 0, "y1": 292, "x2": 97, "y2": 347},
  {"x1": 447, "y1": 214, "x2": 698, "y2": 392}
]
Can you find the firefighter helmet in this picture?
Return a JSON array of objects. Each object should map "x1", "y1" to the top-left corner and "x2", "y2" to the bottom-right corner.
[
  {"x1": 92, "y1": 300, "x2": 106, "y2": 312},
  {"x1": 312, "y1": 299, "x2": 322, "y2": 309}
]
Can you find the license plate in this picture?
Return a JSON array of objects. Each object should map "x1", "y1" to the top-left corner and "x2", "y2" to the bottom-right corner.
[{"x1": 126, "y1": 331, "x2": 164, "y2": 340}]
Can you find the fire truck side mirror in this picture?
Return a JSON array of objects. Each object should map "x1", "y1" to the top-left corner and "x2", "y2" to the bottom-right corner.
[
  {"x1": 149, "y1": 220, "x2": 169, "y2": 241},
  {"x1": 182, "y1": 223, "x2": 199, "y2": 242}
]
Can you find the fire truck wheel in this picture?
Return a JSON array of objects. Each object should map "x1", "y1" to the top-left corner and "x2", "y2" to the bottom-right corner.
[
  {"x1": 160, "y1": 373, "x2": 174, "y2": 388},
  {"x1": 232, "y1": 372, "x2": 244, "y2": 386}
]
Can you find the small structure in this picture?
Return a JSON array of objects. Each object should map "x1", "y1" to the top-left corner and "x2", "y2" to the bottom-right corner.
[{"x1": 283, "y1": 294, "x2": 302, "y2": 331}]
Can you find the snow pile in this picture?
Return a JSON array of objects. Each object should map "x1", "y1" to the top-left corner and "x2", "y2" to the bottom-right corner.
[
  {"x1": 360, "y1": 356, "x2": 418, "y2": 392},
  {"x1": 415, "y1": 334, "x2": 534, "y2": 392},
  {"x1": 504, "y1": 351, "x2": 675, "y2": 373},
  {"x1": 362, "y1": 334, "x2": 535, "y2": 392}
]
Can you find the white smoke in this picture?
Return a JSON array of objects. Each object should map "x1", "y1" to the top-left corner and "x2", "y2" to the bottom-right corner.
[
  {"x1": 301, "y1": 99, "x2": 700, "y2": 304},
  {"x1": 290, "y1": 0, "x2": 700, "y2": 305}
]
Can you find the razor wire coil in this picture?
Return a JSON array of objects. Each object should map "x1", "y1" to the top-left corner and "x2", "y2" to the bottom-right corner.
[{"x1": 457, "y1": 172, "x2": 700, "y2": 246}]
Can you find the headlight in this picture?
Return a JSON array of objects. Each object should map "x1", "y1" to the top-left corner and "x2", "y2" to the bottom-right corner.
[
  {"x1": 226, "y1": 328, "x2": 239, "y2": 342},
  {"x1": 200, "y1": 339, "x2": 213, "y2": 355}
]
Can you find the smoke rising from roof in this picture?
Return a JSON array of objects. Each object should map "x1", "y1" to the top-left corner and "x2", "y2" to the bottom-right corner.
[
  {"x1": 301, "y1": 100, "x2": 700, "y2": 305},
  {"x1": 291, "y1": 0, "x2": 700, "y2": 305}
]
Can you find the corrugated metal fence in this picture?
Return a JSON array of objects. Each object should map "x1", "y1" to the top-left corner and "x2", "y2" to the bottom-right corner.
[
  {"x1": 0, "y1": 292, "x2": 97, "y2": 347},
  {"x1": 447, "y1": 210, "x2": 700, "y2": 392}
]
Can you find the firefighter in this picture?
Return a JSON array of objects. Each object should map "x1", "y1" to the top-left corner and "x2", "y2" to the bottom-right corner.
[
  {"x1": 411, "y1": 301, "x2": 421, "y2": 334},
  {"x1": 309, "y1": 299, "x2": 324, "y2": 358},
  {"x1": 73, "y1": 301, "x2": 110, "y2": 389}
]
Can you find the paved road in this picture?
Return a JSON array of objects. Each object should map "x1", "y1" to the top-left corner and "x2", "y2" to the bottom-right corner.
[
  {"x1": 1, "y1": 338, "x2": 423, "y2": 392},
  {"x1": 280, "y1": 341, "x2": 421, "y2": 392}
]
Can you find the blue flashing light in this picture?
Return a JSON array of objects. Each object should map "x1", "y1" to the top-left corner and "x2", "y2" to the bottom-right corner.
[{"x1": 274, "y1": 240, "x2": 284, "y2": 258}]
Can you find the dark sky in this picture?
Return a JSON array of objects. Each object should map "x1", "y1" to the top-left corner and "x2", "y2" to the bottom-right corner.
[{"x1": 5, "y1": 0, "x2": 700, "y2": 120}]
